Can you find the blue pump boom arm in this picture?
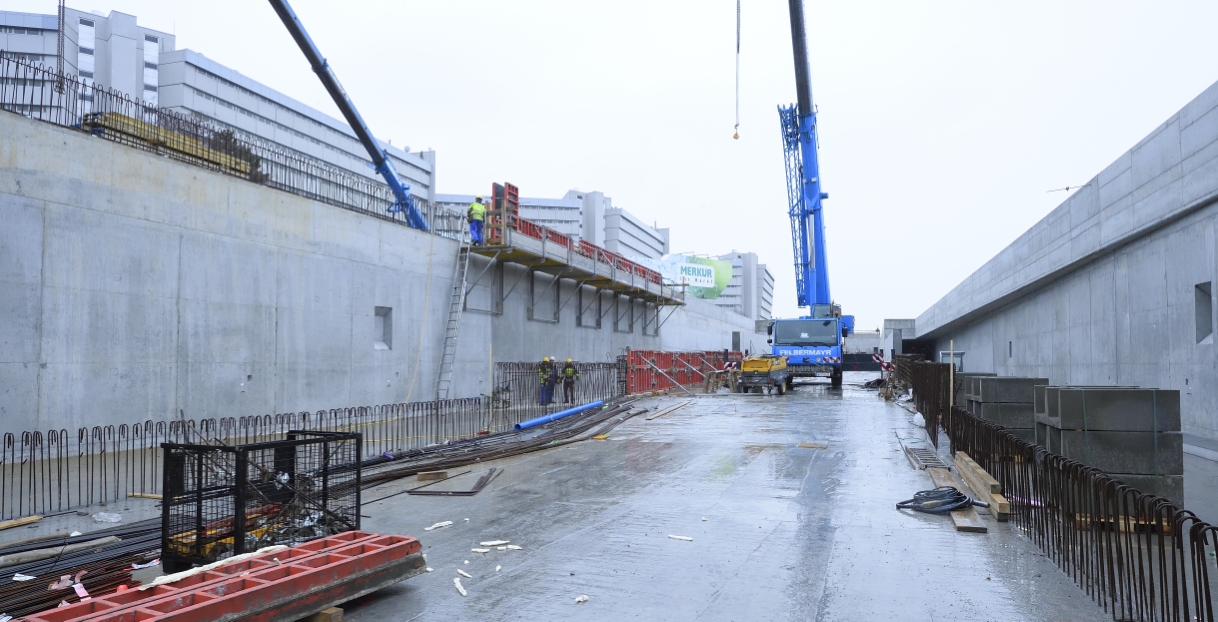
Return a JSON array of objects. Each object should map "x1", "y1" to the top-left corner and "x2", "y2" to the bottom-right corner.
[{"x1": 267, "y1": 0, "x2": 429, "y2": 231}]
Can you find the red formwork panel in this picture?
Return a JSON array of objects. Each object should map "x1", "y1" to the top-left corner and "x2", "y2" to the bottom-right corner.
[
  {"x1": 625, "y1": 350, "x2": 743, "y2": 394},
  {"x1": 26, "y1": 532, "x2": 425, "y2": 622}
]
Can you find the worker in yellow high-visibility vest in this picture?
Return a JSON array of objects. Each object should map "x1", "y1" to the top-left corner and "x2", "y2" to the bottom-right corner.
[{"x1": 467, "y1": 196, "x2": 486, "y2": 246}]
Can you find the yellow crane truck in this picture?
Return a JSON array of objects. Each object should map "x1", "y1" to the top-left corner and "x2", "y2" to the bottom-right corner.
[{"x1": 738, "y1": 355, "x2": 793, "y2": 395}]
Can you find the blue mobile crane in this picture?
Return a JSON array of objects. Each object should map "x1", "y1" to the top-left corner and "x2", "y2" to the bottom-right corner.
[
  {"x1": 764, "y1": 0, "x2": 854, "y2": 388},
  {"x1": 266, "y1": 0, "x2": 429, "y2": 232}
]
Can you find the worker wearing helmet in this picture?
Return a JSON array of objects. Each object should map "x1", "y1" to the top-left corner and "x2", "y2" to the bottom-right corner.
[
  {"x1": 538, "y1": 356, "x2": 554, "y2": 405},
  {"x1": 561, "y1": 358, "x2": 580, "y2": 404},
  {"x1": 468, "y1": 196, "x2": 486, "y2": 246}
]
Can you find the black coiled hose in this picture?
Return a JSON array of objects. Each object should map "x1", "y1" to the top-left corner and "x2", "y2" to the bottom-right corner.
[{"x1": 896, "y1": 486, "x2": 988, "y2": 514}]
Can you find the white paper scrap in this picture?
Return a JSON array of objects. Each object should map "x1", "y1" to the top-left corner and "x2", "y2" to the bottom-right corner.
[
  {"x1": 496, "y1": 565, "x2": 501, "y2": 572},
  {"x1": 11, "y1": 573, "x2": 35, "y2": 582},
  {"x1": 69, "y1": 531, "x2": 82, "y2": 537},
  {"x1": 453, "y1": 577, "x2": 467, "y2": 597},
  {"x1": 424, "y1": 521, "x2": 453, "y2": 531},
  {"x1": 471, "y1": 548, "x2": 491, "y2": 554},
  {"x1": 668, "y1": 535, "x2": 693, "y2": 541},
  {"x1": 457, "y1": 569, "x2": 472, "y2": 579},
  {"x1": 497, "y1": 547, "x2": 506, "y2": 551},
  {"x1": 506, "y1": 545, "x2": 522, "y2": 550},
  {"x1": 479, "y1": 540, "x2": 510, "y2": 546},
  {"x1": 425, "y1": 567, "x2": 433, "y2": 572},
  {"x1": 575, "y1": 595, "x2": 589, "y2": 604}
]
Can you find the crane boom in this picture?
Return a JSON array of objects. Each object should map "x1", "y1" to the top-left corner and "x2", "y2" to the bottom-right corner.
[
  {"x1": 780, "y1": 0, "x2": 830, "y2": 308},
  {"x1": 763, "y1": 0, "x2": 852, "y2": 389},
  {"x1": 267, "y1": 0, "x2": 429, "y2": 231}
]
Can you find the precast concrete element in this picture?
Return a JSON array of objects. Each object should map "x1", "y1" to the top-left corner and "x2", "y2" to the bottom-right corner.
[
  {"x1": 912, "y1": 74, "x2": 1218, "y2": 442},
  {"x1": 1038, "y1": 386, "x2": 1141, "y2": 426},
  {"x1": 1058, "y1": 430, "x2": 1184, "y2": 475},
  {"x1": 1110, "y1": 473, "x2": 1185, "y2": 506},
  {"x1": 1056, "y1": 388, "x2": 1181, "y2": 432},
  {"x1": 0, "y1": 112, "x2": 763, "y2": 433},
  {"x1": 974, "y1": 377, "x2": 1049, "y2": 403},
  {"x1": 976, "y1": 402, "x2": 1035, "y2": 429}
]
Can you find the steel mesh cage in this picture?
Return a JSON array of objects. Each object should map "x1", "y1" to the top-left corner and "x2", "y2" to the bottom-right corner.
[{"x1": 161, "y1": 431, "x2": 361, "y2": 572}]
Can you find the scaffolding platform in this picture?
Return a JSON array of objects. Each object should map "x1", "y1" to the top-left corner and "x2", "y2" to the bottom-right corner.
[{"x1": 471, "y1": 217, "x2": 684, "y2": 307}]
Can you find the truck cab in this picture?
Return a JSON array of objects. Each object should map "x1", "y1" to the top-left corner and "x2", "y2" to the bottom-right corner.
[{"x1": 767, "y1": 304, "x2": 855, "y2": 388}]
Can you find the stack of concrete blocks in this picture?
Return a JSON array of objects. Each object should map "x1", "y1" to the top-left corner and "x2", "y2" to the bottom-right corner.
[
  {"x1": 1034, "y1": 387, "x2": 1183, "y2": 505},
  {"x1": 953, "y1": 373, "x2": 995, "y2": 413},
  {"x1": 960, "y1": 376, "x2": 1049, "y2": 444}
]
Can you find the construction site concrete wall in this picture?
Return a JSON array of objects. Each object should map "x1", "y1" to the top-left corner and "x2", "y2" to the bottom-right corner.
[
  {"x1": 0, "y1": 112, "x2": 761, "y2": 433},
  {"x1": 915, "y1": 77, "x2": 1218, "y2": 441}
]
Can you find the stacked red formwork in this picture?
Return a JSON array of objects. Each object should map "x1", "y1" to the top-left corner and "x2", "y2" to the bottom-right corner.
[
  {"x1": 626, "y1": 350, "x2": 742, "y2": 394},
  {"x1": 24, "y1": 532, "x2": 425, "y2": 622}
]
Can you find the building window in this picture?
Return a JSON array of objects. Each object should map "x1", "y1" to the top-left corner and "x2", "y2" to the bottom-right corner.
[
  {"x1": 79, "y1": 47, "x2": 94, "y2": 56},
  {"x1": 144, "y1": 61, "x2": 157, "y2": 70},
  {"x1": 143, "y1": 84, "x2": 158, "y2": 92},
  {"x1": 79, "y1": 93, "x2": 92, "y2": 102},
  {"x1": 144, "y1": 34, "x2": 159, "y2": 43},
  {"x1": 79, "y1": 70, "x2": 93, "y2": 79},
  {"x1": 1008, "y1": 340, "x2": 1013, "y2": 358},
  {"x1": 374, "y1": 307, "x2": 393, "y2": 350},
  {"x1": 79, "y1": 18, "x2": 95, "y2": 27},
  {"x1": 1197, "y1": 282, "x2": 1213, "y2": 344}
]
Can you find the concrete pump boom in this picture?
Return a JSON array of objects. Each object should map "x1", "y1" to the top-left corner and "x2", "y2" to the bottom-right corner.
[{"x1": 266, "y1": 0, "x2": 430, "y2": 231}]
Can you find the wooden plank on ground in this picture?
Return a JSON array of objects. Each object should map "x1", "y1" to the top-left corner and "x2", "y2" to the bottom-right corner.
[
  {"x1": 797, "y1": 441, "x2": 828, "y2": 449},
  {"x1": 417, "y1": 471, "x2": 449, "y2": 481},
  {"x1": 0, "y1": 515, "x2": 41, "y2": 531},
  {"x1": 645, "y1": 400, "x2": 692, "y2": 421},
  {"x1": 955, "y1": 452, "x2": 1000, "y2": 493},
  {"x1": 127, "y1": 492, "x2": 162, "y2": 500},
  {"x1": 301, "y1": 607, "x2": 343, "y2": 622},
  {"x1": 926, "y1": 468, "x2": 987, "y2": 533},
  {"x1": 954, "y1": 453, "x2": 1011, "y2": 522}
]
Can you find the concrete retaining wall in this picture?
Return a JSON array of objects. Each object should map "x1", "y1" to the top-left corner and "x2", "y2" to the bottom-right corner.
[
  {"x1": 0, "y1": 112, "x2": 761, "y2": 433},
  {"x1": 915, "y1": 77, "x2": 1218, "y2": 440}
]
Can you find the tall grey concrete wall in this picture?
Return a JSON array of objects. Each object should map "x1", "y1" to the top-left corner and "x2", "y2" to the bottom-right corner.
[
  {"x1": 0, "y1": 112, "x2": 760, "y2": 434},
  {"x1": 915, "y1": 77, "x2": 1218, "y2": 440}
]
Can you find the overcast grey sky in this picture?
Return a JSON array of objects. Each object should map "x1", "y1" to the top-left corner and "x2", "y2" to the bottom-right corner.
[{"x1": 12, "y1": 1, "x2": 1218, "y2": 330}]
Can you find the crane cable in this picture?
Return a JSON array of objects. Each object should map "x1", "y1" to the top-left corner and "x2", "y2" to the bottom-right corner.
[{"x1": 733, "y1": 0, "x2": 741, "y2": 140}]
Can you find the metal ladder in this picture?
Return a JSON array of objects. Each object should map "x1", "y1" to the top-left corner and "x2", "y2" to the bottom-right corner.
[{"x1": 435, "y1": 242, "x2": 471, "y2": 399}]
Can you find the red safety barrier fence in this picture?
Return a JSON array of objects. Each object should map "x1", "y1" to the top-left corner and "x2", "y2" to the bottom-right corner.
[{"x1": 625, "y1": 350, "x2": 742, "y2": 394}]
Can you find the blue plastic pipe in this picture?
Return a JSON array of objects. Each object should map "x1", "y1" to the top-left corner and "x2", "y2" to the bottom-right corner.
[{"x1": 515, "y1": 401, "x2": 604, "y2": 431}]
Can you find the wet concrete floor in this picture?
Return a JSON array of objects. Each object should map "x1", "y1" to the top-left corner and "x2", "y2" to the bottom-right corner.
[{"x1": 350, "y1": 372, "x2": 1111, "y2": 621}]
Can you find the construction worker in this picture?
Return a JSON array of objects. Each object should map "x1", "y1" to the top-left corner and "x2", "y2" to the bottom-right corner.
[
  {"x1": 561, "y1": 358, "x2": 579, "y2": 404},
  {"x1": 538, "y1": 356, "x2": 554, "y2": 405},
  {"x1": 467, "y1": 196, "x2": 486, "y2": 246}
]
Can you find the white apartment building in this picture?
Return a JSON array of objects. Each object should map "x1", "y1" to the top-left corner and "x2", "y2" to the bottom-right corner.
[
  {"x1": 716, "y1": 251, "x2": 775, "y2": 322},
  {"x1": 1, "y1": 7, "x2": 435, "y2": 200},
  {"x1": 1, "y1": 8, "x2": 172, "y2": 110},
  {"x1": 435, "y1": 190, "x2": 671, "y2": 260}
]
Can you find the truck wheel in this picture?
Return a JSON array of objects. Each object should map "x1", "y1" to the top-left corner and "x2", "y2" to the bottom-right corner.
[
  {"x1": 777, "y1": 383, "x2": 785, "y2": 396},
  {"x1": 831, "y1": 368, "x2": 843, "y2": 388}
]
